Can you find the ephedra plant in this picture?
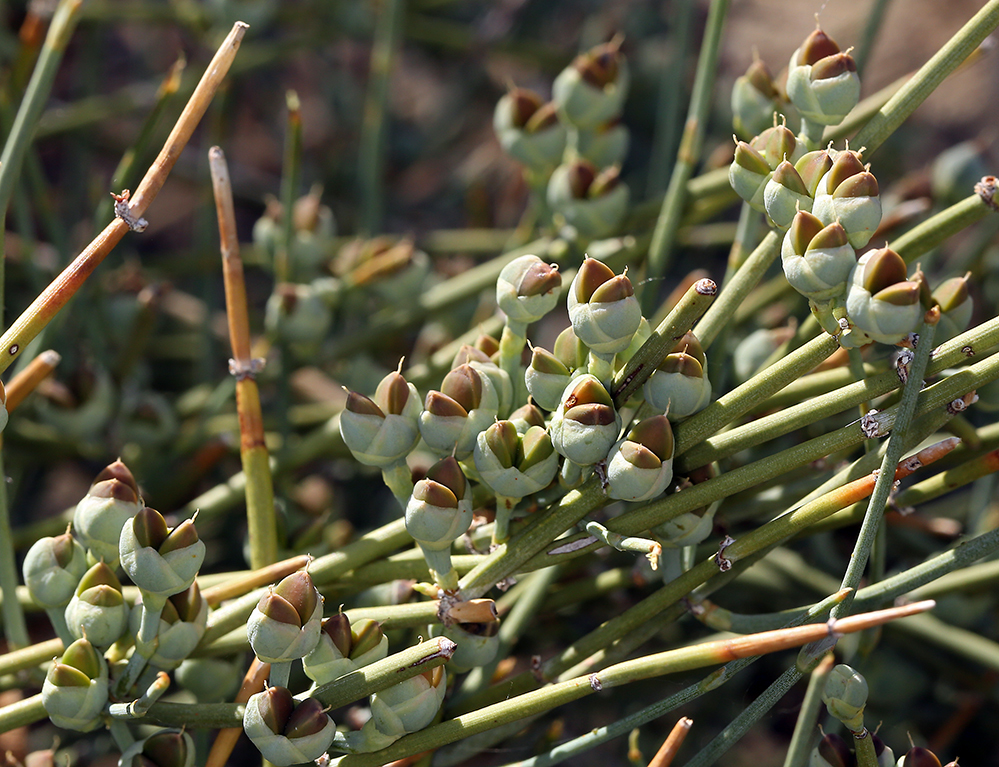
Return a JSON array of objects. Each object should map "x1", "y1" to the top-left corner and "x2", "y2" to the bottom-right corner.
[{"x1": 0, "y1": 2, "x2": 999, "y2": 767}]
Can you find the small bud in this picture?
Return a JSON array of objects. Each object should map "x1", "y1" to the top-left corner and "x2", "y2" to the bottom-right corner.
[
  {"x1": 781, "y1": 211, "x2": 857, "y2": 301},
  {"x1": 41, "y1": 637, "x2": 109, "y2": 732},
  {"x1": 23, "y1": 531, "x2": 88, "y2": 609},
  {"x1": 605, "y1": 415, "x2": 675, "y2": 501},
  {"x1": 303, "y1": 614, "x2": 389, "y2": 686},
  {"x1": 406, "y1": 456, "x2": 474, "y2": 585},
  {"x1": 552, "y1": 39, "x2": 629, "y2": 129},
  {"x1": 729, "y1": 140, "x2": 772, "y2": 211},
  {"x1": 248, "y1": 570, "x2": 324, "y2": 664},
  {"x1": 119, "y1": 729, "x2": 196, "y2": 767},
  {"x1": 732, "y1": 58, "x2": 782, "y2": 140},
  {"x1": 497, "y1": 255, "x2": 562, "y2": 326},
  {"x1": 845, "y1": 248, "x2": 923, "y2": 345},
  {"x1": 567, "y1": 258, "x2": 642, "y2": 356},
  {"x1": 548, "y1": 161, "x2": 629, "y2": 238},
  {"x1": 129, "y1": 583, "x2": 209, "y2": 670},
  {"x1": 433, "y1": 620, "x2": 501, "y2": 672},
  {"x1": 508, "y1": 402, "x2": 546, "y2": 432},
  {"x1": 119, "y1": 508, "x2": 206, "y2": 599},
  {"x1": 419, "y1": 364, "x2": 500, "y2": 459},
  {"x1": 787, "y1": 28, "x2": 860, "y2": 126},
  {"x1": 812, "y1": 151, "x2": 882, "y2": 249},
  {"x1": 548, "y1": 375, "x2": 621, "y2": 466},
  {"x1": 340, "y1": 372, "x2": 423, "y2": 467},
  {"x1": 553, "y1": 325, "x2": 589, "y2": 371},
  {"x1": 474, "y1": 422, "x2": 559, "y2": 499},
  {"x1": 494, "y1": 88, "x2": 567, "y2": 172},
  {"x1": 524, "y1": 346, "x2": 573, "y2": 411},
  {"x1": 347, "y1": 664, "x2": 448, "y2": 751},
  {"x1": 764, "y1": 160, "x2": 812, "y2": 230},
  {"x1": 64, "y1": 562, "x2": 128, "y2": 648},
  {"x1": 243, "y1": 688, "x2": 335, "y2": 766},
  {"x1": 822, "y1": 663, "x2": 868, "y2": 731},
  {"x1": 73, "y1": 460, "x2": 142, "y2": 568},
  {"x1": 932, "y1": 274, "x2": 973, "y2": 342},
  {"x1": 642, "y1": 332, "x2": 712, "y2": 418}
]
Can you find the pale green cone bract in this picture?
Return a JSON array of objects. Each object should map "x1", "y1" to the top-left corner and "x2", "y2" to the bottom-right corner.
[
  {"x1": 731, "y1": 58, "x2": 782, "y2": 140},
  {"x1": 822, "y1": 663, "x2": 868, "y2": 731},
  {"x1": 41, "y1": 637, "x2": 109, "y2": 732},
  {"x1": 493, "y1": 88, "x2": 566, "y2": 172},
  {"x1": 431, "y1": 621, "x2": 500, "y2": 672},
  {"x1": 552, "y1": 41, "x2": 629, "y2": 129},
  {"x1": 243, "y1": 687, "x2": 335, "y2": 766},
  {"x1": 845, "y1": 248, "x2": 923, "y2": 345},
  {"x1": 729, "y1": 140, "x2": 772, "y2": 212},
  {"x1": 474, "y1": 422, "x2": 559, "y2": 498},
  {"x1": 575, "y1": 120, "x2": 629, "y2": 168},
  {"x1": 654, "y1": 507, "x2": 716, "y2": 549},
  {"x1": 73, "y1": 460, "x2": 142, "y2": 569},
  {"x1": 781, "y1": 211, "x2": 857, "y2": 301},
  {"x1": 524, "y1": 346, "x2": 573, "y2": 411},
  {"x1": 547, "y1": 162, "x2": 629, "y2": 239},
  {"x1": 419, "y1": 364, "x2": 500, "y2": 460},
  {"x1": 64, "y1": 561, "x2": 128, "y2": 648},
  {"x1": 247, "y1": 571, "x2": 324, "y2": 664},
  {"x1": 119, "y1": 509, "x2": 206, "y2": 598},
  {"x1": 642, "y1": 333, "x2": 712, "y2": 419},
  {"x1": 567, "y1": 258, "x2": 642, "y2": 356},
  {"x1": 496, "y1": 254, "x2": 562, "y2": 325},
  {"x1": 118, "y1": 729, "x2": 196, "y2": 767},
  {"x1": 811, "y1": 151, "x2": 881, "y2": 249},
  {"x1": 932, "y1": 275, "x2": 973, "y2": 342},
  {"x1": 605, "y1": 415, "x2": 675, "y2": 502},
  {"x1": 763, "y1": 160, "x2": 812, "y2": 230},
  {"x1": 23, "y1": 531, "x2": 88, "y2": 609},
  {"x1": 405, "y1": 456, "x2": 474, "y2": 567},
  {"x1": 303, "y1": 615, "x2": 388, "y2": 686},
  {"x1": 548, "y1": 374, "x2": 621, "y2": 466},
  {"x1": 371, "y1": 666, "x2": 447, "y2": 742},
  {"x1": 339, "y1": 371, "x2": 421, "y2": 468}
]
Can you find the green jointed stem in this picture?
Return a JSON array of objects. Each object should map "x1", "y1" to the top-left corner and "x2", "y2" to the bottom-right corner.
[
  {"x1": 641, "y1": 0, "x2": 730, "y2": 315},
  {"x1": 831, "y1": 321, "x2": 937, "y2": 619},
  {"x1": 852, "y1": 0, "x2": 999, "y2": 156},
  {"x1": 0, "y1": 453, "x2": 28, "y2": 650},
  {"x1": 276, "y1": 90, "x2": 303, "y2": 283},
  {"x1": 693, "y1": 230, "x2": 780, "y2": 349},
  {"x1": 853, "y1": 729, "x2": 879, "y2": 767},
  {"x1": 783, "y1": 657, "x2": 835, "y2": 767},
  {"x1": 359, "y1": 0, "x2": 404, "y2": 234},
  {"x1": 891, "y1": 191, "x2": 996, "y2": 263}
]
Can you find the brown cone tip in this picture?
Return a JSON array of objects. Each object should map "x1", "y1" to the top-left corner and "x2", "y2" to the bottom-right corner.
[
  {"x1": 257, "y1": 592, "x2": 302, "y2": 627},
  {"x1": 771, "y1": 161, "x2": 809, "y2": 195},
  {"x1": 422, "y1": 664, "x2": 445, "y2": 688},
  {"x1": 89, "y1": 477, "x2": 139, "y2": 504},
  {"x1": 350, "y1": 618, "x2": 384, "y2": 658},
  {"x1": 78, "y1": 561, "x2": 122, "y2": 592},
  {"x1": 474, "y1": 334, "x2": 501, "y2": 358},
  {"x1": 321, "y1": 613, "x2": 353, "y2": 657},
  {"x1": 452, "y1": 345, "x2": 489, "y2": 369},
  {"x1": 659, "y1": 353, "x2": 704, "y2": 378},
  {"x1": 932, "y1": 275, "x2": 970, "y2": 312},
  {"x1": 425, "y1": 455, "x2": 467, "y2": 499},
  {"x1": 810, "y1": 51, "x2": 857, "y2": 80},
  {"x1": 861, "y1": 248, "x2": 908, "y2": 293},
  {"x1": 590, "y1": 273, "x2": 634, "y2": 303},
  {"x1": 620, "y1": 441, "x2": 662, "y2": 470},
  {"x1": 86, "y1": 583, "x2": 125, "y2": 607},
  {"x1": 628, "y1": 415, "x2": 674, "y2": 461},
  {"x1": 576, "y1": 40, "x2": 621, "y2": 88},
  {"x1": 902, "y1": 747, "x2": 943, "y2": 767},
  {"x1": 798, "y1": 28, "x2": 841, "y2": 66},
  {"x1": 375, "y1": 372, "x2": 411, "y2": 416},
  {"x1": 733, "y1": 141, "x2": 770, "y2": 175},
  {"x1": 670, "y1": 332, "x2": 707, "y2": 366},
  {"x1": 425, "y1": 391, "x2": 468, "y2": 418},
  {"x1": 826, "y1": 150, "x2": 865, "y2": 191},
  {"x1": 789, "y1": 210, "x2": 826, "y2": 254},
  {"x1": 565, "y1": 376, "x2": 614, "y2": 408},
  {"x1": 168, "y1": 583, "x2": 203, "y2": 623},
  {"x1": 412, "y1": 479, "x2": 459, "y2": 509},
  {"x1": 506, "y1": 87, "x2": 543, "y2": 128},
  {"x1": 832, "y1": 171, "x2": 878, "y2": 199},
  {"x1": 764, "y1": 125, "x2": 798, "y2": 169},
  {"x1": 745, "y1": 58, "x2": 778, "y2": 98},
  {"x1": 258, "y1": 686, "x2": 295, "y2": 734},
  {"x1": 284, "y1": 698, "x2": 330, "y2": 739},
  {"x1": 817, "y1": 733, "x2": 851, "y2": 767},
  {"x1": 50, "y1": 532, "x2": 78, "y2": 569},
  {"x1": 565, "y1": 402, "x2": 617, "y2": 426},
  {"x1": 49, "y1": 663, "x2": 91, "y2": 688},
  {"x1": 525, "y1": 101, "x2": 560, "y2": 133},
  {"x1": 589, "y1": 166, "x2": 621, "y2": 198},
  {"x1": 520, "y1": 426, "x2": 554, "y2": 469},
  {"x1": 565, "y1": 160, "x2": 596, "y2": 199},
  {"x1": 441, "y1": 365, "x2": 483, "y2": 412},
  {"x1": 909, "y1": 268, "x2": 934, "y2": 308},
  {"x1": 93, "y1": 459, "x2": 139, "y2": 497},
  {"x1": 160, "y1": 598, "x2": 181, "y2": 625},
  {"x1": 874, "y1": 281, "x2": 921, "y2": 306},
  {"x1": 484, "y1": 420, "x2": 519, "y2": 468},
  {"x1": 553, "y1": 326, "x2": 586, "y2": 369},
  {"x1": 274, "y1": 571, "x2": 319, "y2": 622},
  {"x1": 808, "y1": 221, "x2": 851, "y2": 251},
  {"x1": 795, "y1": 150, "x2": 833, "y2": 194},
  {"x1": 517, "y1": 260, "x2": 562, "y2": 297},
  {"x1": 510, "y1": 403, "x2": 546, "y2": 428},
  {"x1": 345, "y1": 390, "x2": 384, "y2": 418},
  {"x1": 158, "y1": 518, "x2": 200, "y2": 555},
  {"x1": 142, "y1": 730, "x2": 191, "y2": 767},
  {"x1": 62, "y1": 638, "x2": 102, "y2": 678}
]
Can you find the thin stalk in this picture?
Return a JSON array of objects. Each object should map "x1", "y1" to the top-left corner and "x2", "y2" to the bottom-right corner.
[
  {"x1": 684, "y1": 665, "x2": 804, "y2": 767},
  {"x1": 641, "y1": 0, "x2": 729, "y2": 315},
  {"x1": 645, "y1": 0, "x2": 695, "y2": 198},
  {"x1": 693, "y1": 230, "x2": 780, "y2": 349},
  {"x1": 648, "y1": 717, "x2": 694, "y2": 767},
  {"x1": 329, "y1": 604, "x2": 931, "y2": 766},
  {"x1": 0, "y1": 21, "x2": 249, "y2": 375},
  {"x1": 612, "y1": 277, "x2": 718, "y2": 407},
  {"x1": 275, "y1": 90, "x2": 302, "y2": 283},
  {"x1": 852, "y1": 0, "x2": 999, "y2": 156},
  {"x1": 891, "y1": 191, "x2": 997, "y2": 263},
  {"x1": 359, "y1": 0, "x2": 404, "y2": 234},
  {"x1": 830, "y1": 320, "x2": 937, "y2": 618},
  {"x1": 0, "y1": 452, "x2": 25, "y2": 649},
  {"x1": 783, "y1": 654, "x2": 835, "y2": 767},
  {"x1": 210, "y1": 145, "x2": 278, "y2": 570}
]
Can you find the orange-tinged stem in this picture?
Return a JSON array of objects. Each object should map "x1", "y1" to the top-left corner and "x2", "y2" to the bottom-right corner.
[{"x1": 648, "y1": 717, "x2": 693, "y2": 767}]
